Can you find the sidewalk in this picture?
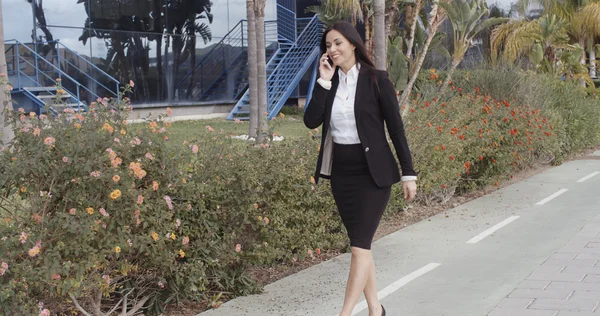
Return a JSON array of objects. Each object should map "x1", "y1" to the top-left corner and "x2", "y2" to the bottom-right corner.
[
  {"x1": 198, "y1": 150, "x2": 600, "y2": 316},
  {"x1": 488, "y1": 214, "x2": 600, "y2": 316}
]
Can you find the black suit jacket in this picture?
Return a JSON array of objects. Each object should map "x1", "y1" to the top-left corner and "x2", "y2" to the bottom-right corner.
[{"x1": 303, "y1": 64, "x2": 417, "y2": 188}]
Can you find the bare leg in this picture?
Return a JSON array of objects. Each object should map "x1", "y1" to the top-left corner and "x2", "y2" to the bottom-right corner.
[
  {"x1": 364, "y1": 255, "x2": 382, "y2": 316},
  {"x1": 339, "y1": 247, "x2": 376, "y2": 316}
]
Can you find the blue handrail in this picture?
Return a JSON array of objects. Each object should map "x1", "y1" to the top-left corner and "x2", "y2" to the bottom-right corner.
[
  {"x1": 52, "y1": 40, "x2": 120, "y2": 96},
  {"x1": 4, "y1": 39, "x2": 120, "y2": 101},
  {"x1": 176, "y1": 19, "x2": 245, "y2": 88},
  {"x1": 176, "y1": 19, "x2": 279, "y2": 102}
]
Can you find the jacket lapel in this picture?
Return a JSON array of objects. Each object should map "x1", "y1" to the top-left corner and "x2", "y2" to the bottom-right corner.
[{"x1": 324, "y1": 69, "x2": 340, "y2": 126}]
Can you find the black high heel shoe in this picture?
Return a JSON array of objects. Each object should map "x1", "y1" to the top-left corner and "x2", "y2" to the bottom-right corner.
[{"x1": 381, "y1": 305, "x2": 386, "y2": 316}]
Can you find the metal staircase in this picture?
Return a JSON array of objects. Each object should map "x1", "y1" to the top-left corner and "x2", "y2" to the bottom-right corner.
[
  {"x1": 175, "y1": 20, "x2": 279, "y2": 103},
  {"x1": 227, "y1": 13, "x2": 322, "y2": 121},
  {"x1": 4, "y1": 39, "x2": 120, "y2": 115}
]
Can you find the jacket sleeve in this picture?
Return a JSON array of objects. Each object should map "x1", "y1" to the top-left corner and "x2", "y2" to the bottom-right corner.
[
  {"x1": 378, "y1": 70, "x2": 417, "y2": 177},
  {"x1": 303, "y1": 82, "x2": 329, "y2": 129}
]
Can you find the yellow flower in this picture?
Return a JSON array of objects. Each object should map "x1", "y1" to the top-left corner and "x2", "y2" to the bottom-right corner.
[
  {"x1": 170, "y1": 233, "x2": 176, "y2": 240},
  {"x1": 112, "y1": 175, "x2": 120, "y2": 183},
  {"x1": 115, "y1": 246, "x2": 121, "y2": 253},
  {"x1": 258, "y1": 216, "x2": 263, "y2": 221},
  {"x1": 181, "y1": 178, "x2": 187, "y2": 184},
  {"x1": 178, "y1": 249, "x2": 185, "y2": 258},
  {"x1": 120, "y1": 129, "x2": 126, "y2": 135},
  {"x1": 152, "y1": 181, "x2": 159, "y2": 191},
  {"x1": 74, "y1": 123, "x2": 82, "y2": 129},
  {"x1": 110, "y1": 189, "x2": 121, "y2": 200},
  {"x1": 19, "y1": 187, "x2": 26, "y2": 193},
  {"x1": 86, "y1": 207, "x2": 94, "y2": 215},
  {"x1": 151, "y1": 231, "x2": 159, "y2": 241}
]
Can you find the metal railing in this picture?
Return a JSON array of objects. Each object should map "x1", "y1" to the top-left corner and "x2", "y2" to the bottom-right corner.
[
  {"x1": 4, "y1": 39, "x2": 120, "y2": 110},
  {"x1": 176, "y1": 20, "x2": 278, "y2": 102},
  {"x1": 265, "y1": 14, "x2": 321, "y2": 118},
  {"x1": 4, "y1": 39, "x2": 120, "y2": 103}
]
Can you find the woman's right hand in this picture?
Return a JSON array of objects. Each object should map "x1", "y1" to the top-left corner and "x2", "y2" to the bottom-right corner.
[{"x1": 319, "y1": 53, "x2": 335, "y2": 81}]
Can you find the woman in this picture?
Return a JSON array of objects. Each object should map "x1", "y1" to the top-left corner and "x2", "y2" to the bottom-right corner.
[{"x1": 303, "y1": 21, "x2": 418, "y2": 316}]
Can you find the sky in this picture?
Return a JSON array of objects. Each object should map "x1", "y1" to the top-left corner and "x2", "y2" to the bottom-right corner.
[{"x1": 2, "y1": 0, "x2": 516, "y2": 57}]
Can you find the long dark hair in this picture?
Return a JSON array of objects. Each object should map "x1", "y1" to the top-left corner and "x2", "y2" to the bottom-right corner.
[{"x1": 320, "y1": 21, "x2": 375, "y2": 69}]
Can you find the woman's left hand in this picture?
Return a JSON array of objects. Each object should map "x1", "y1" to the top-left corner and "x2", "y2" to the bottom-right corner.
[{"x1": 402, "y1": 180, "x2": 417, "y2": 202}]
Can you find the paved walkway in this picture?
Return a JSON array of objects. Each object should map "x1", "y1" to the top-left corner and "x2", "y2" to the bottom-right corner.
[
  {"x1": 488, "y1": 215, "x2": 600, "y2": 316},
  {"x1": 198, "y1": 150, "x2": 600, "y2": 316}
]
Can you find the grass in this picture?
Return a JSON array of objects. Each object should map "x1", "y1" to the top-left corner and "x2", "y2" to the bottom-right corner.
[{"x1": 163, "y1": 114, "x2": 310, "y2": 146}]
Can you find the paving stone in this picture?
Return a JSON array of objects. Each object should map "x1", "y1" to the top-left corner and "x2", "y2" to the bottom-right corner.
[
  {"x1": 508, "y1": 289, "x2": 573, "y2": 299},
  {"x1": 543, "y1": 259, "x2": 597, "y2": 268},
  {"x1": 518, "y1": 281, "x2": 552, "y2": 290},
  {"x1": 546, "y1": 282, "x2": 600, "y2": 292},
  {"x1": 488, "y1": 308, "x2": 558, "y2": 316},
  {"x1": 527, "y1": 272, "x2": 587, "y2": 282},
  {"x1": 496, "y1": 298, "x2": 535, "y2": 309},
  {"x1": 528, "y1": 298, "x2": 598, "y2": 311}
]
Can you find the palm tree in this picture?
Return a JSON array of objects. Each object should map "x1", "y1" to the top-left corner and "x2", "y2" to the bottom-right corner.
[
  {"x1": 0, "y1": 0, "x2": 15, "y2": 147},
  {"x1": 399, "y1": 0, "x2": 449, "y2": 114},
  {"x1": 255, "y1": 0, "x2": 268, "y2": 142},
  {"x1": 246, "y1": 0, "x2": 259, "y2": 138},
  {"x1": 374, "y1": 0, "x2": 386, "y2": 69},
  {"x1": 517, "y1": 0, "x2": 600, "y2": 78},
  {"x1": 306, "y1": 0, "x2": 364, "y2": 27},
  {"x1": 437, "y1": 0, "x2": 508, "y2": 93}
]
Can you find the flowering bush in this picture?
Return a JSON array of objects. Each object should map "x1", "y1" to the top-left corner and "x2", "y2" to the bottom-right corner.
[
  {"x1": 0, "y1": 83, "x2": 260, "y2": 315},
  {"x1": 403, "y1": 73, "x2": 562, "y2": 203},
  {"x1": 446, "y1": 69, "x2": 600, "y2": 161},
  {"x1": 0, "y1": 81, "x2": 352, "y2": 314}
]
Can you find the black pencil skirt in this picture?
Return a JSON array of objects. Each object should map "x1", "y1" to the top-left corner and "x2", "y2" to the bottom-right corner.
[{"x1": 330, "y1": 143, "x2": 392, "y2": 250}]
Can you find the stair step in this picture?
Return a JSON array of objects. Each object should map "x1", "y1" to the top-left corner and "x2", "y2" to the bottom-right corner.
[
  {"x1": 37, "y1": 94, "x2": 70, "y2": 99},
  {"x1": 24, "y1": 86, "x2": 57, "y2": 92}
]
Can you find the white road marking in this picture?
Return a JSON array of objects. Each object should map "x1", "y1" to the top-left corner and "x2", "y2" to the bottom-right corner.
[
  {"x1": 345, "y1": 263, "x2": 442, "y2": 316},
  {"x1": 577, "y1": 171, "x2": 600, "y2": 183},
  {"x1": 466, "y1": 216, "x2": 520, "y2": 244},
  {"x1": 536, "y1": 189, "x2": 569, "y2": 206}
]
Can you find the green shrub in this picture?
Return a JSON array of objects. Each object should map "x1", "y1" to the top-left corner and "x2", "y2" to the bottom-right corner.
[
  {"x1": 445, "y1": 68, "x2": 600, "y2": 161},
  {"x1": 404, "y1": 73, "x2": 562, "y2": 199},
  {"x1": 0, "y1": 83, "x2": 260, "y2": 315},
  {"x1": 0, "y1": 82, "x2": 350, "y2": 314}
]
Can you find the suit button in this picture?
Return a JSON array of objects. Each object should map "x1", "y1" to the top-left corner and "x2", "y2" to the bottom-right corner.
[{"x1": 365, "y1": 147, "x2": 369, "y2": 152}]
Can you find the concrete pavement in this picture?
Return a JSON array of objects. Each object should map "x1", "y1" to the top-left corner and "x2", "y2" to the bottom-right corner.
[{"x1": 198, "y1": 150, "x2": 600, "y2": 316}]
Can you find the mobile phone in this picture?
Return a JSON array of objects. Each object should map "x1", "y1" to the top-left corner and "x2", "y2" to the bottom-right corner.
[{"x1": 327, "y1": 56, "x2": 333, "y2": 66}]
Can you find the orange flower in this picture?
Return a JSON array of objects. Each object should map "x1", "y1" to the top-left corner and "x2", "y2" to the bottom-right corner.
[{"x1": 112, "y1": 175, "x2": 120, "y2": 183}]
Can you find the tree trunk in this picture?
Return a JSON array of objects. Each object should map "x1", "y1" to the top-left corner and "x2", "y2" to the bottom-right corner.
[
  {"x1": 580, "y1": 39, "x2": 587, "y2": 87},
  {"x1": 589, "y1": 39, "x2": 596, "y2": 79},
  {"x1": 255, "y1": 0, "x2": 268, "y2": 143},
  {"x1": 385, "y1": 0, "x2": 399, "y2": 42},
  {"x1": 364, "y1": 11, "x2": 374, "y2": 59},
  {"x1": 374, "y1": 0, "x2": 386, "y2": 70},
  {"x1": 405, "y1": 0, "x2": 422, "y2": 59},
  {"x1": 156, "y1": 38, "x2": 163, "y2": 101},
  {"x1": 439, "y1": 58, "x2": 460, "y2": 93},
  {"x1": 246, "y1": 0, "x2": 259, "y2": 138},
  {"x1": 164, "y1": 35, "x2": 171, "y2": 102},
  {"x1": 399, "y1": 3, "x2": 444, "y2": 116},
  {"x1": 0, "y1": 0, "x2": 15, "y2": 148},
  {"x1": 31, "y1": 0, "x2": 56, "y2": 55},
  {"x1": 187, "y1": 13, "x2": 197, "y2": 100},
  {"x1": 154, "y1": 0, "x2": 163, "y2": 101}
]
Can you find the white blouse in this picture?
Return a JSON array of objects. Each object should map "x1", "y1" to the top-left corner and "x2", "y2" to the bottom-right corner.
[{"x1": 326, "y1": 64, "x2": 361, "y2": 144}]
